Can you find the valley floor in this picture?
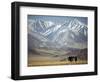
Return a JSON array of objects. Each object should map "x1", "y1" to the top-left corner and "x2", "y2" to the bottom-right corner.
[{"x1": 28, "y1": 48, "x2": 87, "y2": 67}]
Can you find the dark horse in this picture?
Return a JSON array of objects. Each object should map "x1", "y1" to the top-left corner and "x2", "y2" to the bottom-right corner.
[{"x1": 68, "y1": 56, "x2": 77, "y2": 62}]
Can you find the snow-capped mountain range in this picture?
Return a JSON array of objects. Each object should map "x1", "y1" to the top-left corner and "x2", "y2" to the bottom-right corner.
[{"x1": 28, "y1": 18, "x2": 88, "y2": 49}]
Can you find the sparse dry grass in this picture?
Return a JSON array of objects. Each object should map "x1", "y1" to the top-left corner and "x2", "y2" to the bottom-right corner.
[{"x1": 28, "y1": 58, "x2": 87, "y2": 67}]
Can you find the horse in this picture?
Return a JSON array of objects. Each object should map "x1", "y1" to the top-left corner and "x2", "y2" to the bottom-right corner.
[{"x1": 68, "y1": 56, "x2": 77, "y2": 62}]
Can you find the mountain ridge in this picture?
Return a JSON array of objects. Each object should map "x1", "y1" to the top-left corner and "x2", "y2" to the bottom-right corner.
[{"x1": 28, "y1": 18, "x2": 87, "y2": 49}]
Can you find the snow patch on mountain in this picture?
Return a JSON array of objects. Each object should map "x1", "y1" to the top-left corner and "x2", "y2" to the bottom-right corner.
[{"x1": 28, "y1": 18, "x2": 88, "y2": 49}]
